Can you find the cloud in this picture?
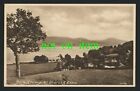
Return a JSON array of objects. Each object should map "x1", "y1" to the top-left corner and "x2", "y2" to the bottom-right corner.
[
  {"x1": 5, "y1": 4, "x2": 135, "y2": 41},
  {"x1": 99, "y1": 10, "x2": 132, "y2": 22}
]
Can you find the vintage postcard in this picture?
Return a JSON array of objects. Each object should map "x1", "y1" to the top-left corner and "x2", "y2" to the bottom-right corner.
[{"x1": 4, "y1": 4, "x2": 136, "y2": 87}]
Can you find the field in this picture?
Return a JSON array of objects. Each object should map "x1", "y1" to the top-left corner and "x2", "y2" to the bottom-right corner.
[
  {"x1": 7, "y1": 63, "x2": 133, "y2": 85},
  {"x1": 7, "y1": 47, "x2": 133, "y2": 85},
  {"x1": 7, "y1": 63, "x2": 57, "y2": 84}
]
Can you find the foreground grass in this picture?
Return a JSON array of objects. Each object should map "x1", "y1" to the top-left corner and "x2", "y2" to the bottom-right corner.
[
  {"x1": 7, "y1": 63, "x2": 133, "y2": 85},
  {"x1": 7, "y1": 62, "x2": 57, "y2": 84}
]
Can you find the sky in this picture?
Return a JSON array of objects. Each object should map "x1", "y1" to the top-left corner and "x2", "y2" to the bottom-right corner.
[{"x1": 5, "y1": 4, "x2": 135, "y2": 41}]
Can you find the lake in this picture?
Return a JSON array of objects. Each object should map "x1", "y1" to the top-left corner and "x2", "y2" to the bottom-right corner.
[{"x1": 7, "y1": 47, "x2": 92, "y2": 64}]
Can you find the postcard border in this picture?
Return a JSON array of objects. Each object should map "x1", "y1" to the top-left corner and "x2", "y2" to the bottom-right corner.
[{"x1": 4, "y1": 4, "x2": 136, "y2": 87}]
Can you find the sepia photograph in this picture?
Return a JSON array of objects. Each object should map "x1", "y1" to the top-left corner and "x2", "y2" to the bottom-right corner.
[{"x1": 4, "y1": 4, "x2": 136, "y2": 87}]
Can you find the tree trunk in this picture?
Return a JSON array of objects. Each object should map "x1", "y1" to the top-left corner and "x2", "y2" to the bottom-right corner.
[{"x1": 14, "y1": 53, "x2": 21, "y2": 78}]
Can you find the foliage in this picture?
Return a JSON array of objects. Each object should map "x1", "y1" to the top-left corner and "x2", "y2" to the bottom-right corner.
[
  {"x1": 7, "y1": 8, "x2": 46, "y2": 54},
  {"x1": 34, "y1": 55, "x2": 48, "y2": 63},
  {"x1": 7, "y1": 8, "x2": 47, "y2": 77}
]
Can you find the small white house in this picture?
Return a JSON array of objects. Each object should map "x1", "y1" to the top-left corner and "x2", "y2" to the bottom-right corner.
[{"x1": 87, "y1": 63, "x2": 94, "y2": 68}]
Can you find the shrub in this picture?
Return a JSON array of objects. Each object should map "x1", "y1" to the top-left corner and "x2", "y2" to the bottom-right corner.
[{"x1": 34, "y1": 55, "x2": 48, "y2": 63}]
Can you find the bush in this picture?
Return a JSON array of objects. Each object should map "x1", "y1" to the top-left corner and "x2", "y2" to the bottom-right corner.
[{"x1": 34, "y1": 55, "x2": 48, "y2": 63}]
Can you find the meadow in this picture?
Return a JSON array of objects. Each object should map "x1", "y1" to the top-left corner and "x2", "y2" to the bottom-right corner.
[
  {"x1": 7, "y1": 63, "x2": 133, "y2": 85},
  {"x1": 7, "y1": 63, "x2": 57, "y2": 84},
  {"x1": 6, "y1": 46, "x2": 133, "y2": 85}
]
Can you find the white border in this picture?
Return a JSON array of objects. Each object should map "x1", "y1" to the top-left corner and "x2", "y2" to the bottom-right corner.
[{"x1": 4, "y1": 4, "x2": 136, "y2": 87}]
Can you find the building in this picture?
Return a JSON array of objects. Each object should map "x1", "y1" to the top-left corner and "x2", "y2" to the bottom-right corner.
[{"x1": 104, "y1": 53, "x2": 120, "y2": 68}]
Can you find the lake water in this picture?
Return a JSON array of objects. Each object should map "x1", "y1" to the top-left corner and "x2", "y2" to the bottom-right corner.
[{"x1": 7, "y1": 47, "x2": 91, "y2": 64}]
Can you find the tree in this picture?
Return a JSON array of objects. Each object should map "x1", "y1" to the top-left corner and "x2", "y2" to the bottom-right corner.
[
  {"x1": 7, "y1": 9, "x2": 46, "y2": 78},
  {"x1": 64, "y1": 54, "x2": 72, "y2": 67},
  {"x1": 75, "y1": 55, "x2": 83, "y2": 68},
  {"x1": 34, "y1": 55, "x2": 48, "y2": 63}
]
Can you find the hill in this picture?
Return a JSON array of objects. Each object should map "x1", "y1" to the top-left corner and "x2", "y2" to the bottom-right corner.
[{"x1": 42, "y1": 36, "x2": 126, "y2": 46}]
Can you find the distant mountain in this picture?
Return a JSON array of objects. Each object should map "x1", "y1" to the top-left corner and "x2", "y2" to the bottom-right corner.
[
  {"x1": 41, "y1": 36, "x2": 126, "y2": 46},
  {"x1": 99, "y1": 38, "x2": 126, "y2": 46}
]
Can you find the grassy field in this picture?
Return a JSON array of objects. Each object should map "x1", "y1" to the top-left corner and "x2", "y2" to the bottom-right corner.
[
  {"x1": 7, "y1": 62, "x2": 57, "y2": 84},
  {"x1": 16, "y1": 69, "x2": 133, "y2": 85},
  {"x1": 7, "y1": 63, "x2": 133, "y2": 85}
]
